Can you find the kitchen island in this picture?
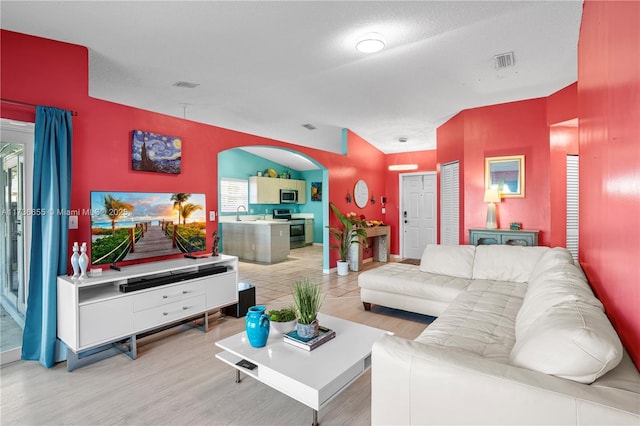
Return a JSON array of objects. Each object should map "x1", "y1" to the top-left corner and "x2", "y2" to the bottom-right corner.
[{"x1": 221, "y1": 220, "x2": 290, "y2": 264}]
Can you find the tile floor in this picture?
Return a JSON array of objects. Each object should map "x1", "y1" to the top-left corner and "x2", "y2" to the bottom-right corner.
[{"x1": 237, "y1": 244, "x2": 377, "y2": 308}]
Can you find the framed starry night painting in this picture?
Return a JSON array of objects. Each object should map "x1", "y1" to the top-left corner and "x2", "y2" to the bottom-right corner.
[{"x1": 131, "y1": 130, "x2": 182, "y2": 174}]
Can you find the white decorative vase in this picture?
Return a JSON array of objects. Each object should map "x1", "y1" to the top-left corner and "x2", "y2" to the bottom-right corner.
[
  {"x1": 70, "y1": 242, "x2": 80, "y2": 278},
  {"x1": 79, "y1": 242, "x2": 89, "y2": 279},
  {"x1": 337, "y1": 260, "x2": 349, "y2": 276}
]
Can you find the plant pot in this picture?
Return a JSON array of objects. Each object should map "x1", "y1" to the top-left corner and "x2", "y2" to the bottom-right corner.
[
  {"x1": 337, "y1": 260, "x2": 349, "y2": 276},
  {"x1": 270, "y1": 319, "x2": 297, "y2": 334},
  {"x1": 296, "y1": 319, "x2": 319, "y2": 339},
  {"x1": 349, "y1": 243, "x2": 360, "y2": 271}
]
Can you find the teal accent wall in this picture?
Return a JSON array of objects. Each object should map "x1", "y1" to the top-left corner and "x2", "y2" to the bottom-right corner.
[
  {"x1": 218, "y1": 148, "x2": 324, "y2": 243},
  {"x1": 298, "y1": 169, "x2": 323, "y2": 243}
]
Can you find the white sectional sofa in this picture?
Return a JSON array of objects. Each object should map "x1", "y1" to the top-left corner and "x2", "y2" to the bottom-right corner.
[{"x1": 358, "y1": 244, "x2": 640, "y2": 425}]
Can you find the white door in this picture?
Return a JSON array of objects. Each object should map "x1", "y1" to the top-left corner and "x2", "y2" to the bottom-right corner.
[
  {"x1": 440, "y1": 161, "x2": 460, "y2": 245},
  {"x1": 401, "y1": 173, "x2": 437, "y2": 259}
]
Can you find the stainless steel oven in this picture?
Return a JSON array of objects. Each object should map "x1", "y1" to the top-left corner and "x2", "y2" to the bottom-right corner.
[
  {"x1": 289, "y1": 219, "x2": 306, "y2": 248},
  {"x1": 273, "y1": 209, "x2": 305, "y2": 249}
]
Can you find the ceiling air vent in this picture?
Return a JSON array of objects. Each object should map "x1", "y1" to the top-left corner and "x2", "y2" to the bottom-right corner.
[
  {"x1": 494, "y1": 52, "x2": 515, "y2": 69},
  {"x1": 301, "y1": 123, "x2": 317, "y2": 130},
  {"x1": 172, "y1": 81, "x2": 200, "y2": 88}
]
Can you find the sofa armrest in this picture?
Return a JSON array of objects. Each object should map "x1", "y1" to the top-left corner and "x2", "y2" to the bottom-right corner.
[{"x1": 371, "y1": 335, "x2": 640, "y2": 425}]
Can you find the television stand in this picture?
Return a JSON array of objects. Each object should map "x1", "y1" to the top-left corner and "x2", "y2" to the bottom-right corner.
[{"x1": 57, "y1": 255, "x2": 238, "y2": 371}]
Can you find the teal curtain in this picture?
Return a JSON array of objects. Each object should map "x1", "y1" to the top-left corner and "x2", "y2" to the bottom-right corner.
[{"x1": 22, "y1": 106, "x2": 72, "y2": 367}]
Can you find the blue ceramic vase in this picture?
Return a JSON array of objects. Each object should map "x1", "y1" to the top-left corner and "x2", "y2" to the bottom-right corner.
[{"x1": 245, "y1": 305, "x2": 270, "y2": 348}]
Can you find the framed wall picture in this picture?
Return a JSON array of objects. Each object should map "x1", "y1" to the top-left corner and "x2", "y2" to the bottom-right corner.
[
  {"x1": 485, "y1": 155, "x2": 525, "y2": 197},
  {"x1": 132, "y1": 130, "x2": 182, "y2": 174},
  {"x1": 311, "y1": 182, "x2": 322, "y2": 201}
]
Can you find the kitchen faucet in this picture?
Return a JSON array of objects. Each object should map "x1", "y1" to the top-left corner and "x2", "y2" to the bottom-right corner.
[{"x1": 236, "y1": 205, "x2": 247, "y2": 221}]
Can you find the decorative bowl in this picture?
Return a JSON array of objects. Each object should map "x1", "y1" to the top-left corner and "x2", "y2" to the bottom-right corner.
[{"x1": 270, "y1": 319, "x2": 297, "y2": 334}]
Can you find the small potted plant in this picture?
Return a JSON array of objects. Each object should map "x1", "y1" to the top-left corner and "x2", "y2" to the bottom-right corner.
[
  {"x1": 327, "y1": 202, "x2": 368, "y2": 275},
  {"x1": 292, "y1": 278, "x2": 325, "y2": 338},
  {"x1": 267, "y1": 306, "x2": 297, "y2": 334}
]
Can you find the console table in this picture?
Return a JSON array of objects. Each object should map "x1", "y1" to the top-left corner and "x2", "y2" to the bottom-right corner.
[
  {"x1": 349, "y1": 226, "x2": 390, "y2": 271},
  {"x1": 469, "y1": 228, "x2": 539, "y2": 246},
  {"x1": 57, "y1": 255, "x2": 238, "y2": 371}
]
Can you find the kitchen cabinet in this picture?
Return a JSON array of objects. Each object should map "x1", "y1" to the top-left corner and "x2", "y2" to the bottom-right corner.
[
  {"x1": 304, "y1": 219, "x2": 313, "y2": 245},
  {"x1": 296, "y1": 180, "x2": 306, "y2": 203},
  {"x1": 249, "y1": 176, "x2": 280, "y2": 204},
  {"x1": 221, "y1": 221, "x2": 290, "y2": 263},
  {"x1": 249, "y1": 176, "x2": 306, "y2": 204}
]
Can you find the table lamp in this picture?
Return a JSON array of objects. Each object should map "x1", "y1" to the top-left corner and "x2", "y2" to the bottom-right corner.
[{"x1": 484, "y1": 188, "x2": 501, "y2": 229}]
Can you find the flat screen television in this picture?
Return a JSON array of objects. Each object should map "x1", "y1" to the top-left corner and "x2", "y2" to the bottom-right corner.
[{"x1": 89, "y1": 191, "x2": 207, "y2": 266}]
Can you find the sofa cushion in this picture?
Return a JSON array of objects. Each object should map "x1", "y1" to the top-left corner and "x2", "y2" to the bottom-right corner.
[
  {"x1": 358, "y1": 262, "x2": 471, "y2": 304},
  {"x1": 529, "y1": 247, "x2": 575, "y2": 282},
  {"x1": 516, "y1": 263, "x2": 603, "y2": 338},
  {"x1": 420, "y1": 244, "x2": 476, "y2": 279},
  {"x1": 510, "y1": 300, "x2": 623, "y2": 384},
  {"x1": 472, "y1": 245, "x2": 548, "y2": 283},
  {"x1": 416, "y1": 281, "x2": 526, "y2": 362}
]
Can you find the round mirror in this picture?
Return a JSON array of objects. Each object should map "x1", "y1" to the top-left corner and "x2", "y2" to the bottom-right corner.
[{"x1": 354, "y1": 179, "x2": 369, "y2": 208}]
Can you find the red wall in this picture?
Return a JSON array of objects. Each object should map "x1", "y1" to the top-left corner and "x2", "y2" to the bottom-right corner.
[
  {"x1": 436, "y1": 113, "x2": 465, "y2": 243},
  {"x1": 0, "y1": 30, "x2": 387, "y2": 270},
  {"x1": 578, "y1": 0, "x2": 640, "y2": 368},
  {"x1": 437, "y1": 99, "x2": 552, "y2": 246},
  {"x1": 548, "y1": 84, "x2": 579, "y2": 248}
]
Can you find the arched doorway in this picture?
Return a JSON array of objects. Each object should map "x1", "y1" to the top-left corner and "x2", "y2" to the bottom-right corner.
[{"x1": 217, "y1": 146, "x2": 329, "y2": 270}]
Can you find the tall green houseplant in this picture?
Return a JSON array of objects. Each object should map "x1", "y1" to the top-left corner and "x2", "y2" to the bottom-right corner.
[
  {"x1": 292, "y1": 278, "x2": 324, "y2": 325},
  {"x1": 327, "y1": 202, "x2": 368, "y2": 262}
]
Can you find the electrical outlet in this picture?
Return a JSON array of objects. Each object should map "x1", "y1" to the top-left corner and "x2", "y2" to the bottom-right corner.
[
  {"x1": 69, "y1": 215, "x2": 78, "y2": 229},
  {"x1": 209, "y1": 211, "x2": 216, "y2": 221}
]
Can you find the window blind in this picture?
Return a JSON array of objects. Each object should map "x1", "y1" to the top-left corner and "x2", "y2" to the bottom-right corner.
[
  {"x1": 440, "y1": 161, "x2": 460, "y2": 245},
  {"x1": 566, "y1": 155, "x2": 579, "y2": 261},
  {"x1": 220, "y1": 178, "x2": 248, "y2": 213}
]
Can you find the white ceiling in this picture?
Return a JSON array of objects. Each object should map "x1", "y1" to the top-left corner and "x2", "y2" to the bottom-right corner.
[{"x1": 1, "y1": 1, "x2": 583, "y2": 161}]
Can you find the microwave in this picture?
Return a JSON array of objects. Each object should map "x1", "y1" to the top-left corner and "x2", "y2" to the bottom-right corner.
[{"x1": 280, "y1": 189, "x2": 298, "y2": 204}]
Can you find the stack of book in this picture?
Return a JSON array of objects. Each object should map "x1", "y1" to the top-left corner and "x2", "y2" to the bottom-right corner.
[{"x1": 283, "y1": 325, "x2": 336, "y2": 351}]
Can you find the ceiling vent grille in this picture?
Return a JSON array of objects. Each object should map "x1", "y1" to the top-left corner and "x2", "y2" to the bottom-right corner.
[
  {"x1": 494, "y1": 52, "x2": 515, "y2": 69},
  {"x1": 173, "y1": 81, "x2": 200, "y2": 88},
  {"x1": 301, "y1": 123, "x2": 317, "y2": 130}
]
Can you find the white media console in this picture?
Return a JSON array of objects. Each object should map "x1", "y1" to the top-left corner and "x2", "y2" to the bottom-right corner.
[{"x1": 57, "y1": 255, "x2": 238, "y2": 371}]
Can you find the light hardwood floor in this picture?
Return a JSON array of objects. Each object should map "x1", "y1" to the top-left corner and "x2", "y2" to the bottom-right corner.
[{"x1": 0, "y1": 245, "x2": 433, "y2": 426}]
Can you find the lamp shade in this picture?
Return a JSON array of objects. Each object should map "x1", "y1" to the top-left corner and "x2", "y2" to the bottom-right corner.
[{"x1": 484, "y1": 188, "x2": 501, "y2": 203}]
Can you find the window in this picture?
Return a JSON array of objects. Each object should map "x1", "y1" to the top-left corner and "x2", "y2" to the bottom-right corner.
[{"x1": 220, "y1": 178, "x2": 248, "y2": 213}]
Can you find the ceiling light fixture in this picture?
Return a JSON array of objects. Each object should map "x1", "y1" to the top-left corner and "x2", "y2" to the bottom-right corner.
[
  {"x1": 355, "y1": 33, "x2": 385, "y2": 53},
  {"x1": 388, "y1": 138, "x2": 418, "y2": 170},
  {"x1": 388, "y1": 164, "x2": 418, "y2": 171}
]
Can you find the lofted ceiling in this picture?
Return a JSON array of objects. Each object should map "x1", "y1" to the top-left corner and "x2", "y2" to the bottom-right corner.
[{"x1": 1, "y1": 1, "x2": 583, "y2": 159}]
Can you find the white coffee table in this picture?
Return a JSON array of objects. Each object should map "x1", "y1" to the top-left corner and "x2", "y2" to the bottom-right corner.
[{"x1": 215, "y1": 313, "x2": 389, "y2": 425}]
